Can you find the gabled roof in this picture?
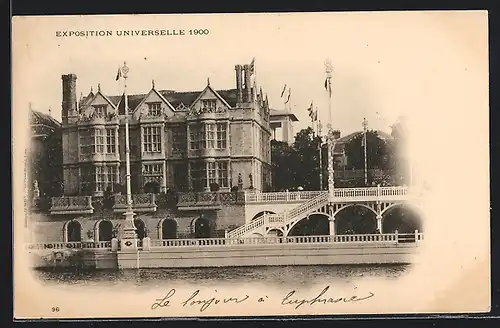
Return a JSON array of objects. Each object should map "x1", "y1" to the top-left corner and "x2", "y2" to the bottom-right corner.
[
  {"x1": 189, "y1": 83, "x2": 232, "y2": 109},
  {"x1": 30, "y1": 109, "x2": 61, "y2": 128},
  {"x1": 131, "y1": 87, "x2": 176, "y2": 114},
  {"x1": 95, "y1": 88, "x2": 239, "y2": 114}
]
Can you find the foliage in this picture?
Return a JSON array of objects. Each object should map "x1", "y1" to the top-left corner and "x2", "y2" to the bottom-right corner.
[{"x1": 270, "y1": 126, "x2": 402, "y2": 190}]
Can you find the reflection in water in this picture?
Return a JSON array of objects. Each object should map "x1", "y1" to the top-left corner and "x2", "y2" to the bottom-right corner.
[{"x1": 34, "y1": 265, "x2": 411, "y2": 290}]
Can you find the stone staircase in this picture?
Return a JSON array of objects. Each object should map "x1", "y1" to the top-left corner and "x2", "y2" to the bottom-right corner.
[{"x1": 227, "y1": 191, "x2": 329, "y2": 239}]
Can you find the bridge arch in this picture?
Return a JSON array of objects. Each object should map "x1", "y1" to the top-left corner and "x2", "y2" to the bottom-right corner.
[
  {"x1": 63, "y1": 219, "x2": 82, "y2": 242},
  {"x1": 334, "y1": 204, "x2": 378, "y2": 235},
  {"x1": 381, "y1": 203, "x2": 423, "y2": 233},
  {"x1": 158, "y1": 218, "x2": 178, "y2": 239},
  {"x1": 94, "y1": 219, "x2": 113, "y2": 242},
  {"x1": 252, "y1": 210, "x2": 276, "y2": 221},
  {"x1": 267, "y1": 228, "x2": 284, "y2": 237},
  {"x1": 287, "y1": 212, "x2": 330, "y2": 237}
]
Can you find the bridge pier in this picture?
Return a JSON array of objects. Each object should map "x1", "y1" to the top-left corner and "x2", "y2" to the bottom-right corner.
[
  {"x1": 376, "y1": 215, "x2": 382, "y2": 233},
  {"x1": 328, "y1": 205, "x2": 335, "y2": 236}
]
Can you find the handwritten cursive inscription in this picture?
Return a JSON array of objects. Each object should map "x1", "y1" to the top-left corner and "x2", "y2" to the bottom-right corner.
[
  {"x1": 151, "y1": 288, "x2": 250, "y2": 312},
  {"x1": 281, "y1": 286, "x2": 375, "y2": 309},
  {"x1": 150, "y1": 286, "x2": 374, "y2": 312},
  {"x1": 181, "y1": 289, "x2": 250, "y2": 312}
]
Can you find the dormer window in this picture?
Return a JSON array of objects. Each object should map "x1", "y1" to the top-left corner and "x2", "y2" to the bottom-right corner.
[
  {"x1": 148, "y1": 102, "x2": 162, "y2": 116},
  {"x1": 94, "y1": 105, "x2": 106, "y2": 117},
  {"x1": 201, "y1": 99, "x2": 216, "y2": 112}
]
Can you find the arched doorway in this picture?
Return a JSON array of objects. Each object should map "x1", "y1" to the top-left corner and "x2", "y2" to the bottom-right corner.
[
  {"x1": 194, "y1": 217, "x2": 211, "y2": 238},
  {"x1": 382, "y1": 205, "x2": 423, "y2": 233},
  {"x1": 251, "y1": 211, "x2": 276, "y2": 221},
  {"x1": 266, "y1": 229, "x2": 284, "y2": 237},
  {"x1": 134, "y1": 219, "x2": 146, "y2": 240},
  {"x1": 66, "y1": 220, "x2": 82, "y2": 242},
  {"x1": 161, "y1": 219, "x2": 178, "y2": 239},
  {"x1": 288, "y1": 214, "x2": 330, "y2": 236},
  {"x1": 98, "y1": 220, "x2": 113, "y2": 242},
  {"x1": 144, "y1": 181, "x2": 161, "y2": 194},
  {"x1": 335, "y1": 205, "x2": 377, "y2": 235}
]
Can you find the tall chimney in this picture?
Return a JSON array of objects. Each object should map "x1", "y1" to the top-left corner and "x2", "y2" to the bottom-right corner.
[
  {"x1": 61, "y1": 74, "x2": 77, "y2": 123},
  {"x1": 243, "y1": 64, "x2": 252, "y2": 103},
  {"x1": 235, "y1": 65, "x2": 243, "y2": 103}
]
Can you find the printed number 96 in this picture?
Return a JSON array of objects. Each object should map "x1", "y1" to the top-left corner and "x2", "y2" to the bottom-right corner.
[
  {"x1": 52, "y1": 307, "x2": 60, "y2": 312},
  {"x1": 189, "y1": 29, "x2": 209, "y2": 35}
]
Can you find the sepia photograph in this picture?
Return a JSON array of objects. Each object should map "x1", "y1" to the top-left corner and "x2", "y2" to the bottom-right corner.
[{"x1": 12, "y1": 11, "x2": 490, "y2": 319}]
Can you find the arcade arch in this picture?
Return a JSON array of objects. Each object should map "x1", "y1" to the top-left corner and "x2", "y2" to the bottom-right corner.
[
  {"x1": 64, "y1": 220, "x2": 82, "y2": 242},
  {"x1": 381, "y1": 204, "x2": 423, "y2": 233},
  {"x1": 159, "y1": 218, "x2": 178, "y2": 240},
  {"x1": 95, "y1": 220, "x2": 113, "y2": 242},
  {"x1": 287, "y1": 213, "x2": 330, "y2": 237},
  {"x1": 334, "y1": 204, "x2": 377, "y2": 235}
]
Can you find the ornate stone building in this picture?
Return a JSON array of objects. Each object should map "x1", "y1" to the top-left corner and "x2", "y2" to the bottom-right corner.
[{"x1": 60, "y1": 62, "x2": 273, "y2": 198}]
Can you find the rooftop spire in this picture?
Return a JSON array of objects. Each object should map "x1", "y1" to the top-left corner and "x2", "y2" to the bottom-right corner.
[
  {"x1": 48, "y1": 107, "x2": 52, "y2": 116},
  {"x1": 152, "y1": 79, "x2": 155, "y2": 89},
  {"x1": 97, "y1": 83, "x2": 101, "y2": 92},
  {"x1": 90, "y1": 86, "x2": 93, "y2": 93},
  {"x1": 207, "y1": 77, "x2": 210, "y2": 86}
]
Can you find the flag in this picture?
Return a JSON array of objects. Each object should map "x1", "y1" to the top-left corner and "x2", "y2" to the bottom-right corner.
[
  {"x1": 115, "y1": 67, "x2": 122, "y2": 81},
  {"x1": 311, "y1": 110, "x2": 318, "y2": 122},
  {"x1": 280, "y1": 84, "x2": 287, "y2": 98},
  {"x1": 307, "y1": 102, "x2": 313, "y2": 118},
  {"x1": 324, "y1": 77, "x2": 332, "y2": 98},
  {"x1": 284, "y1": 88, "x2": 291, "y2": 104},
  {"x1": 249, "y1": 57, "x2": 255, "y2": 75}
]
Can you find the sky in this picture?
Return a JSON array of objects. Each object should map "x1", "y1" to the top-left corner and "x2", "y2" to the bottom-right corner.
[{"x1": 13, "y1": 11, "x2": 488, "y2": 173}]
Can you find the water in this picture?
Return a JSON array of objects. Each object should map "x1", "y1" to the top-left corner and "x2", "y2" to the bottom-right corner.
[{"x1": 33, "y1": 265, "x2": 411, "y2": 290}]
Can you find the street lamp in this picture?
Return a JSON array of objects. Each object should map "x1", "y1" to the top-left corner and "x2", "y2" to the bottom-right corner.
[{"x1": 362, "y1": 117, "x2": 368, "y2": 186}]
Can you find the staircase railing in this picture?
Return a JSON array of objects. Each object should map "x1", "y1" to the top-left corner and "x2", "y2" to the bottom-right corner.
[
  {"x1": 227, "y1": 191, "x2": 329, "y2": 239},
  {"x1": 284, "y1": 192, "x2": 329, "y2": 224}
]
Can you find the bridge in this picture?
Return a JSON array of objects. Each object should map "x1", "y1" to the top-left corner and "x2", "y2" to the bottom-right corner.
[{"x1": 229, "y1": 185, "x2": 421, "y2": 239}]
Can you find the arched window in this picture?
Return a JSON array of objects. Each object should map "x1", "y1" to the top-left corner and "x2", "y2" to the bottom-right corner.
[
  {"x1": 98, "y1": 220, "x2": 113, "y2": 241},
  {"x1": 194, "y1": 217, "x2": 210, "y2": 238},
  {"x1": 161, "y1": 219, "x2": 178, "y2": 239},
  {"x1": 66, "y1": 220, "x2": 82, "y2": 242}
]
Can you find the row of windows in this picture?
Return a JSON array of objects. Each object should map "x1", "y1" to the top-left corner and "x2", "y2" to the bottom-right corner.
[
  {"x1": 80, "y1": 128, "x2": 116, "y2": 155},
  {"x1": 189, "y1": 123, "x2": 227, "y2": 150},
  {"x1": 77, "y1": 122, "x2": 231, "y2": 156},
  {"x1": 80, "y1": 165, "x2": 118, "y2": 193},
  {"x1": 190, "y1": 161, "x2": 229, "y2": 189}
]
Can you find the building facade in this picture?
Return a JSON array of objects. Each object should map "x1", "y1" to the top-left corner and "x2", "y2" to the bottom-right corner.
[
  {"x1": 29, "y1": 107, "x2": 63, "y2": 201},
  {"x1": 269, "y1": 109, "x2": 298, "y2": 144},
  {"x1": 60, "y1": 63, "x2": 273, "y2": 198}
]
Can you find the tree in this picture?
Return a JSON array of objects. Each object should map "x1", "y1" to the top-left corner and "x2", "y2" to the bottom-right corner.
[
  {"x1": 344, "y1": 130, "x2": 390, "y2": 171},
  {"x1": 291, "y1": 127, "x2": 322, "y2": 190},
  {"x1": 271, "y1": 139, "x2": 297, "y2": 190}
]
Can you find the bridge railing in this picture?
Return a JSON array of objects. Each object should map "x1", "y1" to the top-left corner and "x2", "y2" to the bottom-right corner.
[
  {"x1": 244, "y1": 186, "x2": 409, "y2": 204},
  {"x1": 245, "y1": 191, "x2": 325, "y2": 203},
  {"x1": 26, "y1": 241, "x2": 112, "y2": 250},
  {"x1": 26, "y1": 233, "x2": 424, "y2": 251},
  {"x1": 149, "y1": 232, "x2": 422, "y2": 247}
]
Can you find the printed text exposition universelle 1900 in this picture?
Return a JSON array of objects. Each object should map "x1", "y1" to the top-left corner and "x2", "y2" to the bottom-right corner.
[{"x1": 55, "y1": 29, "x2": 210, "y2": 37}]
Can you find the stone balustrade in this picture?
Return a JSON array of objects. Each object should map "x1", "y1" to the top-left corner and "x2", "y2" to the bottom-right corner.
[
  {"x1": 49, "y1": 196, "x2": 94, "y2": 215},
  {"x1": 177, "y1": 191, "x2": 245, "y2": 209},
  {"x1": 113, "y1": 193, "x2": 157, "y2": 213}
]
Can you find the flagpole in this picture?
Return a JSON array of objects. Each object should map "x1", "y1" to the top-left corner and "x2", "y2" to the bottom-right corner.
[
  {"x1": 119, "y1": 61, "x2": 137, "y2": 247},
  {"x1": 325, "y1": 59, "x2": 335, "y2": 202},
  {"x1": 318, "y1": 119, "x2": 323, "y2": 190},
  {"x1": 362, "y1": 117, "x2": 368, "y2": 186}
]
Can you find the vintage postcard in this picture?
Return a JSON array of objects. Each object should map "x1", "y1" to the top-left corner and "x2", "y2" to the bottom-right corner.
[{"x1": 12, "y1": 11, "x2": 490, "y2": 319}]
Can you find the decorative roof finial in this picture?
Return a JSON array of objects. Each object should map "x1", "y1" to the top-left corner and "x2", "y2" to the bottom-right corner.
[
  {"x1": 48, "y1": 107, "x2": 52, "y2": 116},
  {"x1": 207, "y1": 77, "x2": 210, "y2": 86},
  {"x1": 97, "y1": 83, "x2": 101, "y2": 92},
  {"x1": 90, "y1": 86, "x2": 93, "y2": 93},
  {"x1": 152, "y1": 79, "x2": 155, "y2": 89}
]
